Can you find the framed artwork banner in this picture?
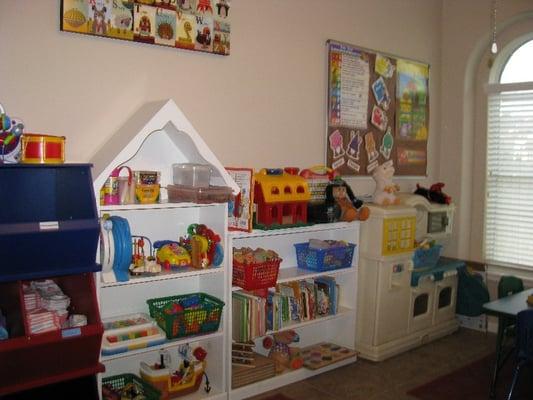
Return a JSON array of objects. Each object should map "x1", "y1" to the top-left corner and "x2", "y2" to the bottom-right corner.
[{"x1": 60, "y1": 0, "x2": 231, "y2": 56}]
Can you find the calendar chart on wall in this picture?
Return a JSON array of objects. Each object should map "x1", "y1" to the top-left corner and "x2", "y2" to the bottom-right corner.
[{"x1": 326, "y1": 40, "x2": 429, "y2": 176}]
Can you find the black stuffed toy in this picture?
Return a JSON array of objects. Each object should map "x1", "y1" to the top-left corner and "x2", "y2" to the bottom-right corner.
[{"x1": 414, "y1": 182, "x2": 451, "y2": 204}]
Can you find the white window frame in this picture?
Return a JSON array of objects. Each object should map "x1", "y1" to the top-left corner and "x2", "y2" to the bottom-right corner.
[{"x1": 484, "y1": 36, "x2": 533, "y2": 275}]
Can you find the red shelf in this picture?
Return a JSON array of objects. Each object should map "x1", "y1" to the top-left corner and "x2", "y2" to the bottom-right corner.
[
  {"x1": 0, "y1": 274, "x2": 103, "y2": 395},
  {"x1": 0, "y1": 363, "x2": 105, "y2": 396}
]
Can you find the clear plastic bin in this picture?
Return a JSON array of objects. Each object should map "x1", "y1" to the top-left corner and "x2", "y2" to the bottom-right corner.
[
  {"x1": 167, "y1": 184, "x2": 232, "y2": 204},
  {"x1": 172, "y1": 163, "x2": 211, "y2": 187}
]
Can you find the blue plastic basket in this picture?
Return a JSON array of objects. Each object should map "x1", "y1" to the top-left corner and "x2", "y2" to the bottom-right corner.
[
  {"x1": 413, "y1": 245, "x2": 442, "y2": 269},
  {"x1": 294, "y1": 242, "x2": 356, "y2": 271}
]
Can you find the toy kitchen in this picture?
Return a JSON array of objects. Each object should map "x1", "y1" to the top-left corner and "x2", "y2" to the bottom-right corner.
[{"x1": 355, "y1": 193, "x2": 461, "y2": 361}]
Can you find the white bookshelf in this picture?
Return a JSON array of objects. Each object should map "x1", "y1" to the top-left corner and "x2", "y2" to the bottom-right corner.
[
  {"x1": 228, "y1": 222, "x2": 360, "y2": 399},
  {"x1": 91, "y1": 100, "x2": 238, "y2": 400}
]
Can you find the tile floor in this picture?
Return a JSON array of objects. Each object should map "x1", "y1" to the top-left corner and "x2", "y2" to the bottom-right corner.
[{"x1": 248, "y1": 328, "x2": 496, "y2": 400}]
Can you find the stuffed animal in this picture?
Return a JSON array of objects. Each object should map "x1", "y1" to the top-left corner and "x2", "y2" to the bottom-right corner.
[
  {"x1": 414, "y1": 182, "x2": 452, "y2": 205},
  {"x1": 325, "y1": 179, "x2": 369, "y2": 222},
  {"x1": 372, "y1": 161, "x2": 400, "y2": 206},
  {"x1": 263, "y1": 330, "x2": 303, "y2": 373}
]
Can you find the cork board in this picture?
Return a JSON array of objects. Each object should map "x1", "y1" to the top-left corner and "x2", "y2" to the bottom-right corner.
[{"x1": 326, "y1": 40, "x2": 429, "y2": 176}]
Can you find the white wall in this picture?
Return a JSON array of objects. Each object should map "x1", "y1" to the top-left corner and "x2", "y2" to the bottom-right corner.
[
  {"x1": 0, "y1": 0, "x2": 442, "y2": 200},
  {"x1": 440, "y1": 0, "x2": 533, "y2": 260}
]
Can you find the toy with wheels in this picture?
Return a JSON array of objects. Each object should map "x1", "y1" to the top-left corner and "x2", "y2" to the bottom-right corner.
[{"x1": 154, "y1": 241, "x2": 192, "y2": 270}]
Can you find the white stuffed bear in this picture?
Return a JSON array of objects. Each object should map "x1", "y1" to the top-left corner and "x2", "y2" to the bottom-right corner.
[{"x1": 372, "y1": 161, "x2": 400, "y2": 205}]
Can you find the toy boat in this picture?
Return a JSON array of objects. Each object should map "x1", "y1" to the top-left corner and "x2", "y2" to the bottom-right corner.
[{"x1": 140, "y1": 359, "x2": 205, "y2": 399}]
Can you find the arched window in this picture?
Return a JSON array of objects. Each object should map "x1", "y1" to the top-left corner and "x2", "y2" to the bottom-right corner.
[{"x1": 484, "y1": 38, "x2": 533, "y2": 268}]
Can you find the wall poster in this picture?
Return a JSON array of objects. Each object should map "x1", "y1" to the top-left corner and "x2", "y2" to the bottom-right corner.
[
  {"x1": 326, "y1": 40, "x2": 429, "y2": 176},
  {"x1": 60, "y1": 0, "x2": 231, "y2": 56}
]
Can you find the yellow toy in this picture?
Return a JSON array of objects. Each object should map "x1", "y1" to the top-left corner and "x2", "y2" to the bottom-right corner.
[
  {"x1": 254, "y1": 168, "x2": 311, "y2": 227},
  {"x1": 140, "y1": 345, "x2": 209, "y2": 399}
]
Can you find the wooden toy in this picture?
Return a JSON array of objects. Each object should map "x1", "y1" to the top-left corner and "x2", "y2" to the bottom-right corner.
[
  {"x1": 232, "y1": 352, "x2": 276, "y2": 389},
  {"x1": 232, "y1": 341, "x2": 255, "y2": 368},
  {"x1": 301, "y1": 342, "x2": 356, "y2": 370},
  {"x1": 254, "y1": 168, "x2": 311, "y2": 228},
  {"x1": 263, "y1": 329, "x2": 304, "y2": 373}
]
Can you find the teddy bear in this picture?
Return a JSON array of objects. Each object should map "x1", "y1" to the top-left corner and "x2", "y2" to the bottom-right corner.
[
  {"x1": 263, "y1": 330, "x2": 303, "y2": 373},
  {"x1": 372, "y1": 161, "x2": 401, "y2": 206}
]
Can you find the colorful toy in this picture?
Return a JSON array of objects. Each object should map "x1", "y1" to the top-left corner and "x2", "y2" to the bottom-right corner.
[
  {"x1": 254, "y1": 168, "x2": 311, "y2": 228},
  {"x1": 129, "y1": 236, "x2": 161, "y2": 276},
  {"x1": 140, "y1": 345, "x2": 209, "y2": 399},
  {"x1": 20, "y1": 134, "x2": 66, "y2": 164},
  {"x1": 101, "y1": 313, "x2": 166, "y2": 356},
  {"x1": 177, "y1": 224, "x2": 222, "y2": 269},
  {"x1": 325, "y1": 178, "x2": 369, "y2": 222},
  {"x1": 262, "y1": 329, "x2": 304, "y2": 373},
  {"x1": 371, "y1": 160, "x2": 400, "y2": 206},
  {"x1": 299, "y1": 165, "x2": 338, "y2": 204},
  {"x1": 185, "y1": 224, "x2": 222, "y2": 269},
  {"x1": 301, "y1": 342, "x2": 357, "y2": 370},
  {"x1": 414, "y1": 182, "x2": 452, "y2": 205},
  {"x1": 0, "y1": 103, "x2": 24, "y2": 163},
  {"x1": 154, "y1": 241, "x2": 192, "y2": 270}
]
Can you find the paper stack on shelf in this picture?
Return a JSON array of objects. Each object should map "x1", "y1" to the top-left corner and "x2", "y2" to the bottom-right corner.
[{"x1": 23, "y1": 280, "x2": 72, "y2": 334}]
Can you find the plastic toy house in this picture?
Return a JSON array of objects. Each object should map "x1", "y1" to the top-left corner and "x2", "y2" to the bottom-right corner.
[
  {"x1": 0, "y1": 164, "x2": 103, "y2": 396},
  {"x1": 254, "y1": 169, "x2": 311, "y2": 227}
]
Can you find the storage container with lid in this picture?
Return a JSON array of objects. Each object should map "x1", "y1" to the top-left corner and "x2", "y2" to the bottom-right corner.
[{"x1": 172, "y1": 163, "x2": 211, "y2": 187}]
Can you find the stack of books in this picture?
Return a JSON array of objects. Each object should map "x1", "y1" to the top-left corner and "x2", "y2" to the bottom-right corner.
[
  {"x1": 232, "y1": 291, "x2": 267, "y2": 342},
  {"x1": 232, "y1": 276, "x2": 339, "y2": 341},
  {"x1": 268, "y1": 277, "x2": 339, "y2": 331}
]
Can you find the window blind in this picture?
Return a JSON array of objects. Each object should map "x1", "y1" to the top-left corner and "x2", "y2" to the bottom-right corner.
[{"x1": 485, "y1": 86, "x2": 533, "y2": 267}]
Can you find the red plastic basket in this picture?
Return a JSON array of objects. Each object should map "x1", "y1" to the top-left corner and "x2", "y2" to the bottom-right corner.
[{"x1": 232, "y1": 258, "x2": 282, "y2": 290}]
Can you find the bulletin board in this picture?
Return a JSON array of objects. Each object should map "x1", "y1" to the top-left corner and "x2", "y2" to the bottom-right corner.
[{"x1": 326, "y1": 40, "x2": 429, "y2": 176}]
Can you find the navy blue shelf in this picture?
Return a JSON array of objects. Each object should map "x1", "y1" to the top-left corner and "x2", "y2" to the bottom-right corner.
[{"x1": 0, "y1": 164, "x2": 101, "y2": 282}]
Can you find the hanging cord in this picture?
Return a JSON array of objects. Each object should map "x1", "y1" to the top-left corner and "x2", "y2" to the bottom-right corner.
[
  {"x1": 203, "y1": 372, "x2": 211, "y2": 393},
  {"x1": 491, "y1": 0, "x2": 498, "y2": 55}
]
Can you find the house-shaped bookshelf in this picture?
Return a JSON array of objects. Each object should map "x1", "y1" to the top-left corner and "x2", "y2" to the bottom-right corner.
[{"x1": 91, "y1": 99, "x2": 239, "y2": 198}]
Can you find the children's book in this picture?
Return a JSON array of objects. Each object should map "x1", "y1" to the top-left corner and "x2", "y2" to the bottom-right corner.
[{"x1": 315, "y1": 276, "x2": 338, "y2": 315}]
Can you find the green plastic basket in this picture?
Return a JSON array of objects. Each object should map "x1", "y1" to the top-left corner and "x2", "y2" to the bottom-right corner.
[
  {"x1": 146, "y1": 292, "x2": 225, "y2": 340},
  {"x1": 102, "y1": 373, "x2": 160, "y2": 400}
]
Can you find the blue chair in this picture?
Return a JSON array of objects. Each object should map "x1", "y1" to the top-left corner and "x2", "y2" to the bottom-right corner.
[
  {"x1": 506, "y1": 308, "x2": 533, "y2": 400},
  {"x1": 490, "y1": 276, "x2": 524, "y2": 397}
]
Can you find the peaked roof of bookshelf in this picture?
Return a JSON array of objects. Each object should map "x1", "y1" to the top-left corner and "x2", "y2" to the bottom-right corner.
[{"x1": 90, "y1": 99, "x2": 238, "y2": 194}]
